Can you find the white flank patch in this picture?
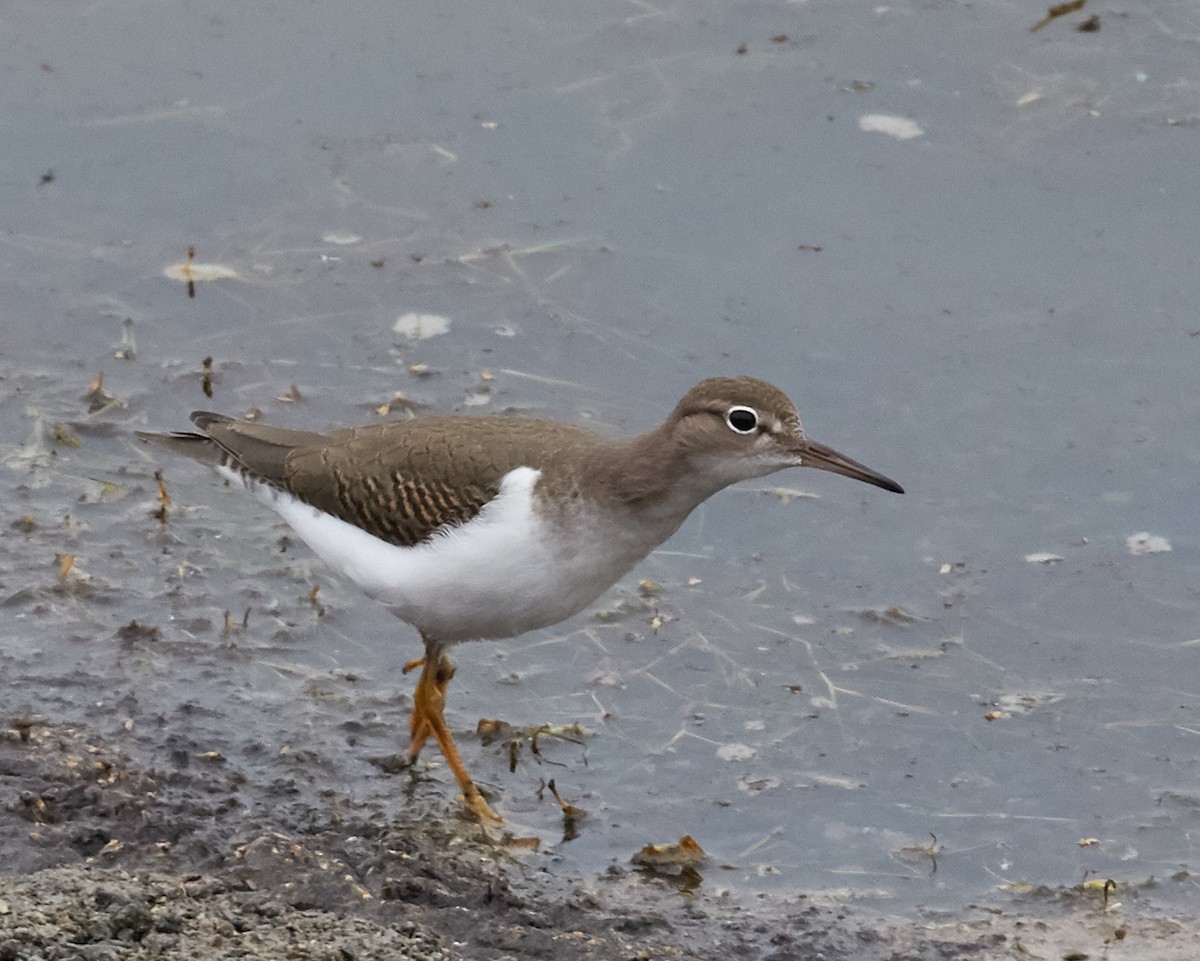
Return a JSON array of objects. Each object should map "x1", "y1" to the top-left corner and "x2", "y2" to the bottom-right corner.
[
  {"x1": 220, "y1": 465, "x2": 556, "y2": 640},
  {"x1": 859, "y1": 114, "x2": 924, "y2": 140},
  {"x1": 1025, "y1": 552, "x2": 1064, "y2": 565},
  {"x1": 393, "y1": 312, "x2": 451, "y2": 340},
  {"x1": 1127, "y1": 532, "x2": 1171, "y2": 555},
  {"x1": 214, "y1": 465, "x2": 662, "y2": 644}
]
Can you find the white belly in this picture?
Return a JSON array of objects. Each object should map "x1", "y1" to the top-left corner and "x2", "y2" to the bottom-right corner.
[{"x1": 219, "y1": 465, "x2": 655, "y2": 644}]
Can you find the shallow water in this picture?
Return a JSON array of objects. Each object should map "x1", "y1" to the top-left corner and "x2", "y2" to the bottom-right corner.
[{"x1": 2, "y1": 0, "x2": 1199, "y2": 917}]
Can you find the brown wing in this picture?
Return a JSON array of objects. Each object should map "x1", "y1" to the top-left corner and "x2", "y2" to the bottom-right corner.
[
  {"x1": 281, "y1": 421, "x2": 503, "y2": 547},
  {"x1": 170, "y1": 412, "x2": 599, "y2": 548}
]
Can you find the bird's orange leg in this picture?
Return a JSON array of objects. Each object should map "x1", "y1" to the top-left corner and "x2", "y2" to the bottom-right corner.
[
  {"x1": 403, "y1": 654, "x2": 456, "y2": 758},
  {"x1": 403, "y1": 656, "x2": 433, "y2": 757},
  {"x1": 404, "y1": 642, "x2": 502, "y2": 823}
]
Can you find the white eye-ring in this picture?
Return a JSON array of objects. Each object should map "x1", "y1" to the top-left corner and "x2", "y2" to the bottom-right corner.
[{"x1": 726, "y1": 405, "x2": 759, "y2": 434}]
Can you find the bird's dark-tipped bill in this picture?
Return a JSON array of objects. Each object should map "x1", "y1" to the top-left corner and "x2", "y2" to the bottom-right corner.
[{"x1": 797, "y1": 439, "x2": 904, "y2": 494}]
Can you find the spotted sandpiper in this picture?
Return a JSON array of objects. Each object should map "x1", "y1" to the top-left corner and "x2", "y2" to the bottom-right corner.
[{"x1": 138, "y1": 376, "x2": 902, "y2": 822}]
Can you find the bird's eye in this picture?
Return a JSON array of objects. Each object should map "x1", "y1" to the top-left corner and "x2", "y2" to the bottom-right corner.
[{"x1": 726, "y1": 406, "x2": 759, "y2": 434}]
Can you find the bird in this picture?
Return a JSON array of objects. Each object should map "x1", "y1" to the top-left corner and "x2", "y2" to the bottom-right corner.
[{"x1": 137, "y1": 376, "x2": 903, "y2": 822}]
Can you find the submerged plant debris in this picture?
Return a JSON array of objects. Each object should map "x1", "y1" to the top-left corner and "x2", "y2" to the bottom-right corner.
[{"x1": 1030, "y1": 0, "x2": 1087, "y2": 32}]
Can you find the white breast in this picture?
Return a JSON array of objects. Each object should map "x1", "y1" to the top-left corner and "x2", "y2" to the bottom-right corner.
[{"x1": 218, "y1": 465, "x2": 654, "y2": 644}]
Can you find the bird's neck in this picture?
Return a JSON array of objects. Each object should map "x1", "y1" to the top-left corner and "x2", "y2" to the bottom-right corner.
[{"x1": 583, "y1": 422, "x2": 725, "y2": 517}]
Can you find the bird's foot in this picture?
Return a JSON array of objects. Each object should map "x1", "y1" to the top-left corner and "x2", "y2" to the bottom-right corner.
[{"x1": 463, "y1": 786, "x2": 504, "y2": 824}]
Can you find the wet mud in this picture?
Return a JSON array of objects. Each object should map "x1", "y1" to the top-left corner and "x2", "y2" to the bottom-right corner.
[{"x1": 2, "y1": 722, "x2": 1196, "y2": 961}]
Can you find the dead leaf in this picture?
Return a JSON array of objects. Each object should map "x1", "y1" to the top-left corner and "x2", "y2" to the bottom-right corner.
[{"x1": 632, "y1": 834, "x2": 706, "y2": 868}]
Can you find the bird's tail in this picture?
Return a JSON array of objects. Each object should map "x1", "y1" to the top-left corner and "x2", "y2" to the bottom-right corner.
[{"x1": 134, "y1": 427, "x2": 228, "y2": 467}]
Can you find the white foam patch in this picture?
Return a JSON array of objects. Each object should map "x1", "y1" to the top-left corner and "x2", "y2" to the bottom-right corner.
[
  {"x1": 393, "y1": 312, "x2": 450, "y2": 340},
  {"x1": 858, "y1": 114, "x2": 924, "y2": 140},
  {"x1": 1126, "y1": 532, "x2": 1171, "y2": 555}
]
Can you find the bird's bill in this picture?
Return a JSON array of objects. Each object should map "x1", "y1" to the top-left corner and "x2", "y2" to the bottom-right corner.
[{"x1": 796, "y1": 439, "x2": 904, "y2": 494}]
